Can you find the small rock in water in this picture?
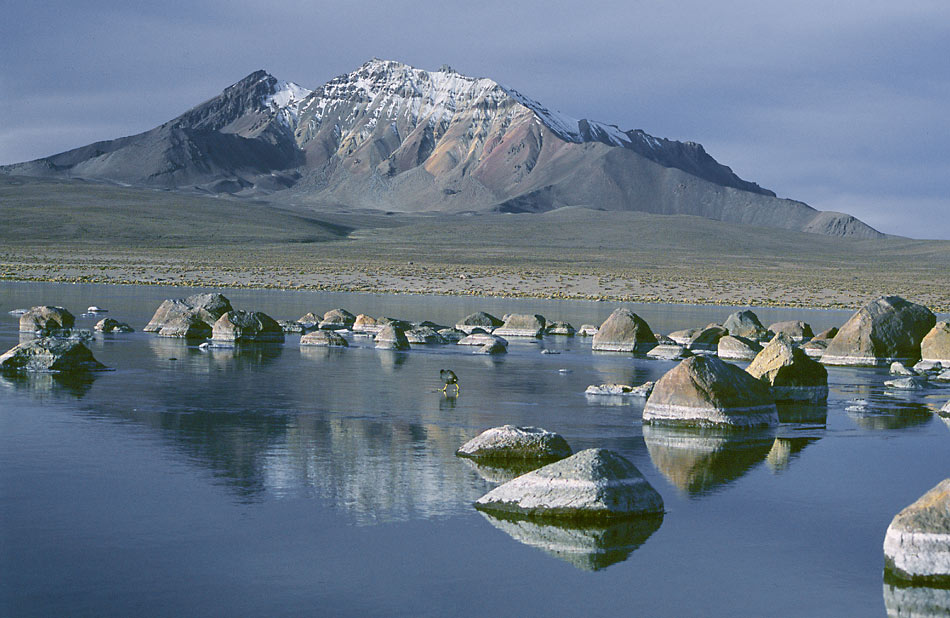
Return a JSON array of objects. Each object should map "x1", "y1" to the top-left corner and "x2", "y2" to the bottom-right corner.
[
  {"x1": 884, "y1": 376, "x2": 929, "y2": 390},
  {"x1": 545, "y1": 321, "x2": 575, "y2": 336},
  {"x1": 301, "y1": 330, "x2": 349, "y2": 347},
  {"x1": 890, "y1": 362, "x2": 917, "y2": 376},
  {"x1": 474, "y1": 448, "x2": 664, "y2": 520},
  {"x1": 585, "y1": 382, "x2": 654, "y2": 397},
  {"x1": 914, "y1": 360, "x2": 943, "y2": 374},
  {"x1": 884, "y1": 478, "x2": 950, "y2": 584},
  {"x1": 475, "y1": 340, "x2": 507, "y2": 355},
  {"x1": 936, "y1": 370, "x2": 950, "y2": 382},
  {"x1": 8, "y1": 308, "x2": 29, "y2": 316},
  {"x1": 374, "y1": 325, "x2": 411, "y2": 350},
  {"x1": 495, "y1": 314, "x2": 546, "y2": 338},
  {"x1": 591, "y1": 307, "x2": 657, "y2": 353},
  {"x1": 87, "y1": 306, "x2": 107, "y2": 313},
  {"x1": 558, "y1": 368, "x2": 572, "y2": 374},
  {"x1": 540, "y1": 349, "x2": 560, "y2": 355},
  {"x1": 646, "y1": 344, "x2": 692, "y2": 360},
  {"x1": 94, "y1": 318, "x2": 133, "y2": 333},
  {"x1": 576, "y1": 324, "x2": 598, "y2": 337},
  {"x1": 456, "y1": 425, "x2": 572, "y2": 463},
  {"x1": 717, "y1": 335, "x2": 761, "y2": 361}
]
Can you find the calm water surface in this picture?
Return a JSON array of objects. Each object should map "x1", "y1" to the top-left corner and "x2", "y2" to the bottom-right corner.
[{"x1": 1, "y1": 282, "x2": 949, "y2": 617}]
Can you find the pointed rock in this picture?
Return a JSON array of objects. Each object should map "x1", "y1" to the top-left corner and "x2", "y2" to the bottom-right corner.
[
  {"x1": 319, "y1": 308, "x2": 356, "y2": 330},
  {"x1": 374, "y1": 325, "x2": 410, "y2": 350},
  {"x1": 822, "y1": 296, "x2": 936, "y2": 366},
  {"x1": 475, "y1": 448, "x2": 664, "y2": 520},
  {"x1": 723, "y1": 310, "x2": 770, "y2": 341},
  {"x1": 591, "y1": 308, "x2": 656, "y2": 353},
  {"x1": 746, "y1": 334, "x2": 829, "y2": 403},
  {"x1": 884, "y1": 478, "x2": 950, "y2": 584},
  {"x1": 643, "y1": 355, "x2": 778, "y2": 427}
]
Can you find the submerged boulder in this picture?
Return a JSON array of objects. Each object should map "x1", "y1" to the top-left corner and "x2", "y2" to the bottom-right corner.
[
  {"x1": 0, "y1": 337, "x2": 107, "y2": 373},
  {"x1": 319, "y1": 308, "x2": 356, "y2": 330},
  {"x1": 745, "y1": 334, "x2": 828, "y2": 403},
  {"x1": 922, "y1": 321, "x2": 950, "y2": 364},
  {"x1": 884, "y1": 478, "x2": 950, "y2": 584},
  {"x1": 300, "y1": 330, "x2": 348, "y2": 347},
  {"x1": 375, "y1": 325, "x2": 410, "y2": 350},
  {"x1": 495, "y1": 314, "x2": 546, "y2": 337},
  {"x1": 19, "y1": 306, "x2": 75, "y2": 333},
  {"x1": 94, "y1": 318, "x2": 133, "y2": 333},
  {"x1": 643, "y1": 355, "x2": 778, "y2": 428},
  {"x1": 545, "y1": 321, "x2": 575, "y2": 336},
  {"x1": 767, "y1": 320, "x2": 814, "y2": 342},
  {"x1": 717, "y1": 335, "x2": 762, "y2": 360},
  {"x1": 475, "y1": 448, "x2": 664, "y2": 520},
  {"x1": 822, "y1": 296, "x2": 936, "y2": 366},
  {"x1": 144, "y1": 293, "x2": 232, "y2": 333},
  {"x1": 456, "y1": 425, "x2": 572, "y2": 462},
  {"x1": 591, "y1": 308, "x2": 656, "y2": 353},
  {"x1": 211, "y1": 311, "x2": 284, "y2": 343},
  {"x1": 723, "y1": 310, "x2": 770, "y2": 341},
  {"x1": 456, "y1": 311, "x2": 503, "y2": 334}
]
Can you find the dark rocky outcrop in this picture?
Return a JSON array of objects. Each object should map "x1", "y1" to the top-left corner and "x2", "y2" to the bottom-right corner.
[
  {"x1": 475, "y1": 448, "x2": 664, "y2": 520},
  {"x1": 821, "y1": 296, "x2": 936, "y2": 366},
  {"x1": 406, "y1": 326, "x2": 447, "y2": 344},
  {"x1": 643, "y1": 355, "x2": 778, "y2": 428},
  {"x1": 745, "y1": 334, "x2": 829, "y2": 403},
  {"x1": 687, "y1": 325, "x2": 728, "y2": 350},
  {"x1": 591, "y1": 308, "x2": 656, "y2": 353}
]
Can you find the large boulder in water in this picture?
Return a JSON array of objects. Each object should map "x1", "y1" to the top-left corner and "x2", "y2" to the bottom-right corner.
[
  {"x1": 19, "y1": 306, "x2": 75, "y2": 333},
  {"x1": 144, "y1": 293, "x2": 232, "y2": 334},
  {"x1": 475, "y1": 448, "x2": 664, "y2": 520},
  {"x1": 495, "y1": 314, "x2": 546, "y2": 338},
  {"x1": 352, "y1": 314, "x2": 380, "y2": 333},
  {"x1": 717, "y1": 335, "x2": 761, "y2": 360},
  {"x1": 643, "y1": 355, "x2": 778, "y2": 428},
  {"x1": 821, "y1": 296, "x2": 936, "y2": 366},
  {"x1": 591, "y1": 308, "x2": 656, "y2": 353},
  {"x1": 0, "y1": 337, "x2": 107, "y2": 373},
  {"x1": 375, "y1": 325, "x2": 410, "y2": 350},
  {"x1": 211, "y1": 310, "x2": 284, "y2": 343},
  {"x1": 921, "y1": 321, "x2": 950, "y2": 365},
  {"x1": 745, "y1": 334, "x2": 828, "y2": 403},
  {"x1": 884, "y1": 478, "x2": 950, "y2": 585},
  {"x1": 456, "y1": 425, "x2": 572, "y2": 463},
  {"x1": 723, "y1": 310, "x2": 770, "y2": 341},
  {"x1": 456, "y1": 311, "x2": 503, "y2": 334},
  {"x1": 319, "y1": 308, "x2": 356, "y2": 330},
  {"x1": 406, "y1": 326, "x2": 447, "y2": 344},
  {"x1": 687, "y1": 325, "x2": 728, "y2": 350},
  {"x1": 767, "y1": 320, "x2": 814, "y2": 342},
  {"x1": 300, "y1": 330, "x2": 348, "y2": 347},
  {"x1": 157, "y1": 314, "x2": 212, "y2": 339}
]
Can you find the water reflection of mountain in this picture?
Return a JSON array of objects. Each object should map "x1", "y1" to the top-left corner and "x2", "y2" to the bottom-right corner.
[
  {"x1": 643, "y1": 425, "x2": 775, "y2": 496},
  {"x1": 883, "y1": 581, "x2": 950, "y2": 617},
  {"x1": 478, "y1": 511, "x2": 663, "y2": 571}
]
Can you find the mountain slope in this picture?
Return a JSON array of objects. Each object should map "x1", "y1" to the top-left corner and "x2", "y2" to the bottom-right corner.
[{"x1": 2, "y1": 59, "x2": 884, "y2": 238}]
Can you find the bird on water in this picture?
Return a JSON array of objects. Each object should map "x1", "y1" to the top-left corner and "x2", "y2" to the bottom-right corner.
[{"x1": 440, "y1": 369, "x2": 459, "y2": 395}]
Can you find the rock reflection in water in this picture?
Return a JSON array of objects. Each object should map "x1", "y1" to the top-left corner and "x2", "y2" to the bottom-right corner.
[
  {"x1": 460, "y1": 458, "x2": 544, "y2": 484},
  {"x1": 643, "y1": 424, "x2": 775, "y2": 496},
  {"x1": 0, "y1": 371, "x2": 97, "y2": 399},
  {"x1": 884, "y1": 581, "x2": 950, "y2": 617},
  {"x1": 775, "y1": 402, "x2": 828, "y2": 424},
  {"x1": 846, "y1": 398, "x2": 933, "y2": 430},
  {"x1": 478, "y1": 510, "x2": 663, "y2": 571},
  {"x1": 766, "y1": 437, "x2": 821, "y2": 473}
]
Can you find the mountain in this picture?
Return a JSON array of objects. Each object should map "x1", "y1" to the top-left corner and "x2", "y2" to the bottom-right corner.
[{"x1": 2, "y1": 59, "x2": 883, "y2": 238}]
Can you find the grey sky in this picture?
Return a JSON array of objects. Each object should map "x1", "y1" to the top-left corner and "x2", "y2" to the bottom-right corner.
[{"x1": 2, "y1": 0, "x2": 948, "y2": 238}]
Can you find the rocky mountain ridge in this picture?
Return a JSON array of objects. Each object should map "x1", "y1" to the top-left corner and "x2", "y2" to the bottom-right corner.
[{"x1": 2, "y1": 59, "x2": 884, "y2": 238}]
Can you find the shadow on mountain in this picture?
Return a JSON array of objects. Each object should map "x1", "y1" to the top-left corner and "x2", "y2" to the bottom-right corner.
[
  {"x1": 643, "y1": 424, "x2": 775, "y2": 496},
  {"x1": 478, "y1": 510, "x2": 663, "y2": 572}
]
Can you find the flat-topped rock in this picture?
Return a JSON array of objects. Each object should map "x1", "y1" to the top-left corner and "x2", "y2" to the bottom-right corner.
[
  {"x1": 456, "y1": 425, "x2": 572, "y2": 462},
  {"x1": 723, "y1": 310, "x2": 771, "y2": 341},
  {"x1": 406, "y1": 326, "x2": 447, "y2": 344},
  {"x1": 687, "y1": 325, "x2": 728, "y2": 350},
  {"x1": 822, "y1": 296, "x2": 936, "y2": 366},
  {"x1": 717, "y1": 335, "x2": 762, "y2": 360},
  {"x1": 884, "y1": 478, "x2": 950, "y2": 584},
  {"x1": 319, "y1": 308, "x2": 356, "y2": 330},
  {"x1": 591, "y1": 308, "x2": 656, "y2": 353},
  {"x1": 300, "y1": 330, "x2": 348, "y2": 347},
  {"x1": 884, "y1": 376, "x2": 929, "y2": 390},
  {"x1": 767, "y1": 320, "x2": 814, "y2": 342},
  {"x1": 458, "y1": 332, "x2": 507, "y2": 347},
  {"x1": 375, "y1": 325, "x2": 410, "y2": 350},
  {"x1": 495, "y1": 313, "x2": 546, "y2": 338},
  {"x1": 0, "y1": 337, "x2": 107, "y2": 373},
  {"x1": 646, "y1": 344, "x2": 692, "y2": 360},
  {"x1": 211, "y1": 310, "x2": 284, "y2": 343},
  {"x1": 915, "y1": 360, "x2": 944, "y2": 374},
  {"x1": 643, "y1": 355, "x2": 778, "y2": 428},
  {"x1": 352, "y1": 314, "x2": 381, "y2": 333},
  {"x1": 545, "y1": 321, "x2": 575, "y2": 336},
  {"x1": 577, "y1": 324, "x2": 599, "y2": 337},
  {"x1": 585, "y1": 382, "x2": 654, "y2": 398},
  {"x1": 456, "y1": 311, "x2": 503, "y2": 334},
  {"x1": 19, "y1": 306, "x2": 75, "y2": 333},
  {"x1": 144, "y1": 293, "x2": 232, "y2": 333},
  {"x1": 475, "y1": 448, "x2": 664, "y2": 521},
  {"x1": 746, "y1": 334, "x2": 829, "y2": 403},
  {"x1": 922, "y1": 321, "x2": 950, "y2": 364},
  {"x1": 94, "y1": 318, "x2": 133, "y2": 333}
]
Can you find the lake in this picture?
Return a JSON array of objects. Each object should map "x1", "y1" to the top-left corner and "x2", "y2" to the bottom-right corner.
[{"x1": 2, "y1": 282, "x2": 949, "y2": 617}]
